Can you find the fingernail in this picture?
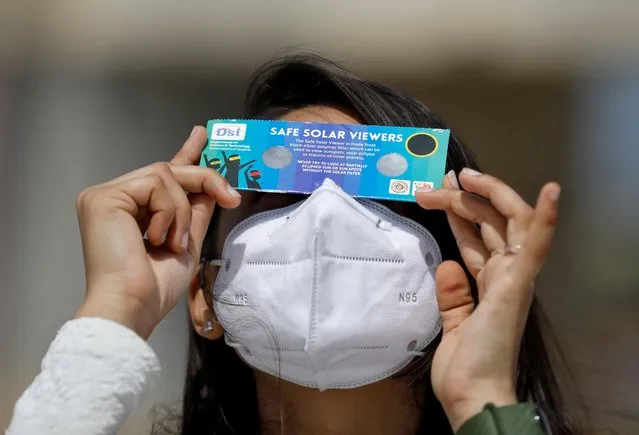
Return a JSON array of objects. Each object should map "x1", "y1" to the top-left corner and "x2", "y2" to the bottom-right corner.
[
  {"x1": 447, "y1": 170, "x2": 459, "y2": 189},
  {"x1": 461, "y1": 167, "x2": 482, "y2": 177},
  {"x1": 161, "y1": 230, "x2": 168, "y2": 243},
  {"x1": 226, "y1": 183, "x2": 241, "y2": 198},
  {"x1": 189, "y1": 126, "x2": 198, "y2": 138},
  {"x1": 550, "y1": 185, "x2": 561, "y2": 202},
  {"x1": 181, "y1": 231, "x2": 189, "y2": 250}
]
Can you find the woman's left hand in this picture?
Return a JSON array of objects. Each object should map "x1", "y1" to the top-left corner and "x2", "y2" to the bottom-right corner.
[{"x1": 416, "y1": 168, "x2": 561, "y2": 431}]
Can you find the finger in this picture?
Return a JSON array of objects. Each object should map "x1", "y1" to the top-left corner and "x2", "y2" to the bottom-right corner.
[
  {"x1": 417, "y1": 172, "x2": 507, "y2": 254},
  {"x1": 172, "y1": 125, "x2": 207, "y2": 165},
  {"x1": 104, "y1": 163, "x2": 241, "y2": 209},
  {"x1": 512, "y1": 182, "x2": 560, "y2": 285},
  {"x1": 110, "y1": 162, "x2": 193, "y2": 253},
  {"x1": 188, "y1": 193, "x2": 216, "y2": 261},
  {"x1": 458, "y1": 169, "x2": 534, "y2": 226},
  {"x1": 170, "y1": 165, "x2": 241, "y2": 208},
  {"x1": 435, "y1": 260, "x2": 474, "y2": 335},
  {"x1": 115, "y1": 174, "x2": 175, "y2": 246},
  {"x1": 416, "y1": 171, "x2": 490, "y2": 277},
  {"x1": 158, "y1": 171, "x2": 193, "y2": 254}
]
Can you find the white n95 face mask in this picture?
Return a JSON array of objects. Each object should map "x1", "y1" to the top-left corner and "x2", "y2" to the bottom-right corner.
[{"x1": 212, "y1": 178, "x2": 442, "y2": 391}]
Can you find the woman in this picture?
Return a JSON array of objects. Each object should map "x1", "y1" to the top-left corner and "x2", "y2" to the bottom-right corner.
[{"x1": 7, "y1": 54, "x2": 577, "y2": 435}]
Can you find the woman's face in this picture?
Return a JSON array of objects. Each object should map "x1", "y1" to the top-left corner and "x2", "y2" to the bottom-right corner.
[
  {"x1": 210, "y1": 105, "x2": 416, "y2": 259},
  {"x1": 195, "y1": 105, "x2": 435, "y2": 434}
]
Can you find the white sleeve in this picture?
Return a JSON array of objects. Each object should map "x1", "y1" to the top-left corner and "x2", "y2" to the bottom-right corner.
[{"x1": 6, "y1": 317, "x2": 161, "y2": 435}]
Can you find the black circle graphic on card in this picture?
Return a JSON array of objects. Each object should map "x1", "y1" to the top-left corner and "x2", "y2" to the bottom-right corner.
[{"x1": 405, "y1": 133, "x2": 438, "y2": 157}]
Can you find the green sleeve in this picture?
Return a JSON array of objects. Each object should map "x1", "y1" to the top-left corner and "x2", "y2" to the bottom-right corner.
[{"x1": 456, "y1": 403, "x2": 546, "y2": 435}]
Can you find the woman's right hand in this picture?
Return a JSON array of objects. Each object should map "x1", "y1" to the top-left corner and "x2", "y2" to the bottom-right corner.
[
  {"x1": 74, "y1": 126, "x2": 241, "y2": 339},
  {"x1": 417, "y1": 169, "x2": 559, "y2": 430}
]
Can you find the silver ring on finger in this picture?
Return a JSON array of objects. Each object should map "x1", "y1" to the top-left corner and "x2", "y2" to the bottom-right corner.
[
  {"x1": 504, "y1": 244, "x2": 523, "y2": 255},
  {"x1": 490, "y1": 244, "x2": 523, "y2": 257}
]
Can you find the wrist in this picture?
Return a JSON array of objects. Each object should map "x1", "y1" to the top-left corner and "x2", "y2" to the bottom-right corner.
[
  {"x1": 444, "y1": 389, "x2": 518, "y2": 431},
  {"x1": 75, "y1": 292, "x2": 158, "y2": 339}
]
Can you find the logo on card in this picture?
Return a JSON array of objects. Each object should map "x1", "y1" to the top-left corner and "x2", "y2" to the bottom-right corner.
[
  {"x1": 211, "y1": 123, "x2": 247, "y2": 140},
  {"x1": 389, "y1": 179, "x2": 410, "y2": 195},
  {"x1": 412, "y1": 181, "x2": 434, "y2": 195}
]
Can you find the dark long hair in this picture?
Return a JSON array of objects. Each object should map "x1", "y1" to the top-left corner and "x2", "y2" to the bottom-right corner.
[{"x1": 169, "y1": 54, "x2": 578, "y2": 435}]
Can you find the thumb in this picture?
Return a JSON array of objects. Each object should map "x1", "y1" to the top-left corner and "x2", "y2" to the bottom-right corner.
[
  {"x1": 188, "y1": 193, "x2": 216, "y2": 260},
  {"x1": 436, "y1": 261, "x2": 475, "y2": 335}
]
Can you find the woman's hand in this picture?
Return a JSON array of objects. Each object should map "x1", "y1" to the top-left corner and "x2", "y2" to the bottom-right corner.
[
  {"x1": 74, "y1": 127, "x2": 241, "y2": 339},
  {"x1": 416, "y1": 168, "x2": 560, "y2": 431}
]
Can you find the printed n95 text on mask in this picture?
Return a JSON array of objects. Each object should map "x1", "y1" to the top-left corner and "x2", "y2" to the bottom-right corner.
[{"x1": 200, "y1": 119, "x2": 450, "y2": 202}]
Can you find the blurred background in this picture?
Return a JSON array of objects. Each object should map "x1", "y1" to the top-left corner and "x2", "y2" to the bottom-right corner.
[{"x1": 1, "y1": 1, "x2": 638, "y2": 433}]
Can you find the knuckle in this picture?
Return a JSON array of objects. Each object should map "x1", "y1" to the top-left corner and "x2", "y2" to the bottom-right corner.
[
  {"x1": 150, "y1": 161, "x2": 172, "y2": 176},
  {"x1": 146, "y1": 173, "x2": 165, "y2": 186},
  {"x1": 76, "y1": 187, "x2": 92, "y2": 209},
  {"x1": 518, "y1": 207, "x2": 534, "y2": 223},
  {"x1": 468, "y1": 212, "x2": 482, "y2": 225},
  {"x1": 158, "y1": 200, "x2": 176, "y2": 216},
  {"x1": 76, "y1": 186, "x2": 100, "y2": 211},
  {"x1": 206, "y1": 165, "x2": 223, "y2": 178},
  {"x1": 205, "y1": 167, "x2": 222, "y2": 181}
]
